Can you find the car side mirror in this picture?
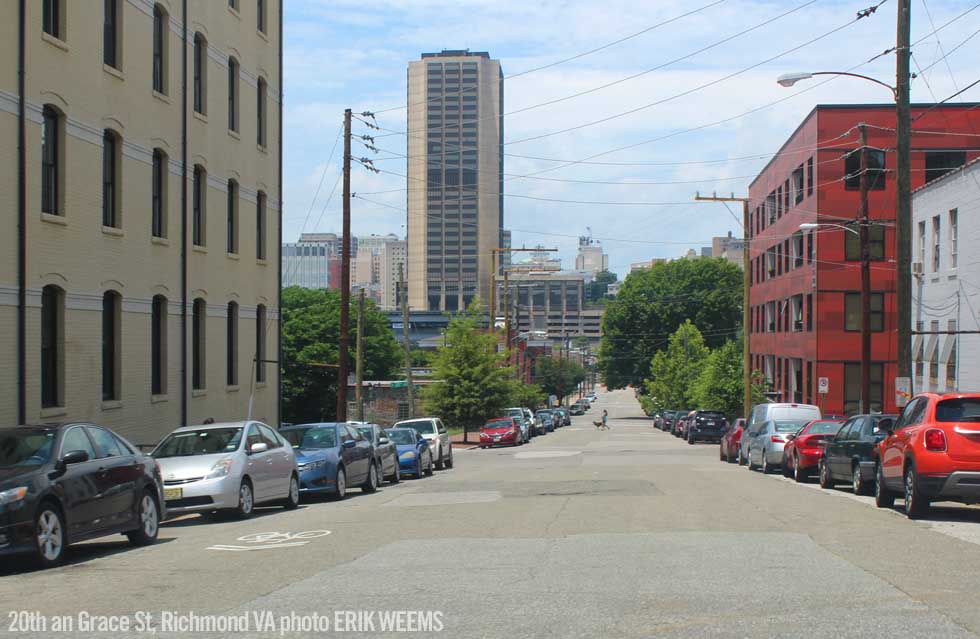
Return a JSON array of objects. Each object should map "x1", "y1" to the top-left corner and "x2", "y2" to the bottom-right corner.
[
  {"x1": 342, "y1": 439, "x2": 356, "y2": 449},
  {"x1": 786, "y1": 434, "x2": 796, "y2": 442},
  {"x1": 878, "y1": 419, "x2": 895, "y2": 434},
  {"x1": 378, "y1": 437, "x2": 390, "y2": 445},
  {"x1": 249, "y1": 442, "x2": 269, "y2": 454},
  {"x1": 58, "y1": 449, "x2": 89, "y2": 470}
]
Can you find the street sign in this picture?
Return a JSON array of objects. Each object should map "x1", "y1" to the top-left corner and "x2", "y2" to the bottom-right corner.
[
  {"x1": 818, "y1": 377, "x2": 829, "y2": 394},
  {"x1": 895, "y1": 377, "x2": 912, "y2": 407}
]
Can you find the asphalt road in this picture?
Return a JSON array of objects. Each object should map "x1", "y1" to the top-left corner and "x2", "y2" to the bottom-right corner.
[{"x1": 4, "y1": 389, "x2": 980, "y2": 638}]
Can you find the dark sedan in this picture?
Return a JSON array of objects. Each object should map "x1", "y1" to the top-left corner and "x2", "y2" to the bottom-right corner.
[
  {"x1": 0, "y1": 423, "x2": 165, "y2": 567},
  {"x1": 356, "y1": 423, "x2": 400, "y2": 484},
  {"x1": 820, "y1": 414, "x2": 898, "y2": 494}
]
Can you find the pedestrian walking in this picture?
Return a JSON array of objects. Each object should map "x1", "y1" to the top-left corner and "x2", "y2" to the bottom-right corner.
[{"x1": 601, "y1": 410, "x2": 609, "y2": 430}]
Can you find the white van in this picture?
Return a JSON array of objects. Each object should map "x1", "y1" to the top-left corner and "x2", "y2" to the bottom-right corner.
[{"x1": 739, "y1": 403, "x2": 822, "y2": 465}]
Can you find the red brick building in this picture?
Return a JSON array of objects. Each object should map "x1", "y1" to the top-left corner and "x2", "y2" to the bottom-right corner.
[{"x1": 748, "y1": 104, "x2": 980, "y2": 415}]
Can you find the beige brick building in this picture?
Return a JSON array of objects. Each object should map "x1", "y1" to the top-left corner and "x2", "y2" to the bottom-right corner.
[{"x1": 1, "y1": 0, "x2": 282, "y2": 445}]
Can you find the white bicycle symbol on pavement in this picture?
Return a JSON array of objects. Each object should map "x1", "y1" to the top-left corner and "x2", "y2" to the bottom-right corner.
[{"x1": 237, "y1": 530, "x2": 332, "y2": 545}]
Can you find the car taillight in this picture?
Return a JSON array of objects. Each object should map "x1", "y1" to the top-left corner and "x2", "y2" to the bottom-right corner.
[
  {"x1": 924, "y1": 428, "x2": 947, "y2": 452},
  {"x1": 770, "y1": 435, "x2": 785, "y2": 443}
]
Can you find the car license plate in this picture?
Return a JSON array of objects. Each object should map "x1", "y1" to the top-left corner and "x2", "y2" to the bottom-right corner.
[
  {"x1": 163, "y1": 487, "x2": 182, "y2": 501},
  {"x1": 493, "y1": 436, "x2": 501, "y2": 442},
  {"x1": 706, "y1": 421, "x2": 715, "y2": 426}
]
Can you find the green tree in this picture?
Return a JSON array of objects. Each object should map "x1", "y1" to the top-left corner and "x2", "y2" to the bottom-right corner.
[
  {"x1": 644, "y1": 321, "x2": 710, "y2": 412},
  {"x1": 511, "y1": 382, "x2": 547, "y2": 409},
  {"x1": 423, "y1": 301, "x2": 516, "y2": 437},
  {"x1": 586, "y1": 270, "x2": 619, "y2": 304},
  {"x1": 689, "y1": 338, "x2": 768, "y2": 420},
  {"x1": 534, "y1": 357, "x2": 587, "y2": 403},
  {"x1": 281, "y1": 286, "x2": 400, "y2": 423},
  {"x1": 599, "y1": 257, "x2": 742, "y2": 389}
]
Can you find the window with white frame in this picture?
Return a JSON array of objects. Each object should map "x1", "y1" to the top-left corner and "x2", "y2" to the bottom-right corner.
[
  {"x1": 949, "y1": 208, "x2": 958, "y2": 269},
  {"x1": 932, "y1": 215, "x2": 941, "y2": 272}
]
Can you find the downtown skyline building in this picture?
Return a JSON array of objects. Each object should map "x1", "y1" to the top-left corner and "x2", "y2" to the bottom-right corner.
[{"x1": 406, "y1": 50, "x2": 503, "y2": 312}]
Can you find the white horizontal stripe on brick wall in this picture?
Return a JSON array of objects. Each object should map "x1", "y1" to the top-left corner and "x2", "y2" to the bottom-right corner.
[{"x1": 11, "y1": 288, "x2": 277, "y2": 320}]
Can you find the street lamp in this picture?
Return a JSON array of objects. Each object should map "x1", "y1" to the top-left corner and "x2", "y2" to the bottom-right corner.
[{"x1": 779, "y1": 59, "x2": 913, "y2": 404}]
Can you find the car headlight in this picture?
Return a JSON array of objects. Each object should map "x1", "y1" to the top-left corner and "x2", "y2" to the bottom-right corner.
[
  {"x1": 0, "y1": 487, "x2": 28, "y2": 507},
  {"x1": 298, "y1": 460, "x2": 326, "y2": 472},
  {"x1": 399, "y1": 451, "x2": 416, "y2": 461},
  {"x1": 206, "y1": 458, "x2": 234, "y2": 479}
]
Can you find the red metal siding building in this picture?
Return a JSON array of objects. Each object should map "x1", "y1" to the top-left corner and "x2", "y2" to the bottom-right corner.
[{"x1": 748, "y1": 104, "x2": 980, "y2": 415}]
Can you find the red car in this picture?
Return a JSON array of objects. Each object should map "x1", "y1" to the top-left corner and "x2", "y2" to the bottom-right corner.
[
  {"x1": 876, "y1": 393, "x2": 980, "y2": 518},
  {"x1": 479, "y1": 417, "x2": 521, "y2": 448},
  {"x1": 719, "y1": 418, "x2": 745, "y2": 463},
  {"x1": 780, "y1": 419, "x2": 844, "y2": 482}
]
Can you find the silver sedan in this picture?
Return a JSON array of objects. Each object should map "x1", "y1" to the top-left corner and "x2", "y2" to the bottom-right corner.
[
  {"x1": 746, "y1": 420, "x2": 808, "y2": 474},
  {"x1": 152, "y1": 421, "x2": 299, "y2": 519}
]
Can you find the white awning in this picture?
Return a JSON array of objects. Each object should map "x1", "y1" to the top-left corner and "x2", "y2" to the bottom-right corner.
[
  {"x1": 912, "y1": 334, "x2": 923, "y2": 359},
  {"x1": 925, "y1": 333, "x2": 939, "y2": 362},
  {"x1": 941, "y1": 335, "x2": 957, "y2": 363}
]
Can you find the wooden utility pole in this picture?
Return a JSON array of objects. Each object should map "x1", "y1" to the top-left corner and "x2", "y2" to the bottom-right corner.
[
  {"x1": 695, "y1": 192, "x2": 752, "y2": 417},
  {"x1": 859, "y1": 124, "x2": 872, "y2": 414},
  {"x1": 895, "y1": 0, "x2": 912, "y2": 385},
  {"x1": 355, "y1": 287, "x2": 365, "y2": 421},
  {"x1": 337, "y1": 109, "x2": 352, "y2": 421},
  {"x1": 399, "y1": 263, "x2": 414, "y2": 419}
]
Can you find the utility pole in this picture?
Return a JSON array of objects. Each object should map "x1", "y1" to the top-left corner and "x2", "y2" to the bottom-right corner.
[
  {"x1": 399, "y1": 263, "x2": 414, "y2": 419},
  {"x1": 895, "y1": 0, "x2": 913, "y2": 389},
  {"x1": 859, "y1": 124, "x2": 872, "y2": 414},
  {"x1": 355, "y1": 288, "x2": 365, "y2": 422},
  {"x1": 695, "y1": 192, "x2": 752, "y2": 417},
  {"x1": 337, "y1": 108, "x2": 352, "y2": 421}
]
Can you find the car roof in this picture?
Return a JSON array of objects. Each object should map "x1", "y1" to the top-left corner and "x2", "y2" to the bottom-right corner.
[
  {"x1": 170, "y1": 421, "x2": 252, "y2": 433},
  {"x1": 283, "y1": 422, "x2": 343, "y2": 430}
]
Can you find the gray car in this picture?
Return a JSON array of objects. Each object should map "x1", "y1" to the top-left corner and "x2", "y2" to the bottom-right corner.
[
  {"x1": 394, "y1": 418, "x2": 454, "y2": 470},
  {"x1": 356, "y1": 423, "x2": 400, "y2": 484},
  {"x1": 746, "y1": 419, "x2": 809, "y2": 474},
  {"x1": 152, "y1": 421, "x2": 299, "y2": 518}
]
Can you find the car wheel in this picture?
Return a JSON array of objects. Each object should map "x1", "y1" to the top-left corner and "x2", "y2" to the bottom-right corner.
[
  {"x1": 793, "y1": 454, "x2": 806, "y2": 483},
  {"x1": 425, "y1": 453, "x2": 434, "y2": 476},
  {"x1": 283, "y1": 474, "x2": 300, "y2": 509},
  {"x1": 852, "y1": 464, "x2": 868, "y2": 496},
  {"x1": 390, "y1": 463, "x2": 401, "y2": 484},
  {"x1": 782, "y1": 456, "x2": 791, "y2": 477},
  {"x1": 127, "y1": 490, "x2": 160, "y2": 546},
  {"x1": 445, "y1": 447, "x2": 454, "y2": 468},
  {"x1": 762, "y1": 454, "x2": 771, "y2": 474},
  {"x1": 435, "y1": 445, "x2": 445, "y2": 470},
  {"x1": 332, "y1": 467, "x2": 347, "y2": 500},
  {"x1": 737, "y1": 448, "x2": 746, "y2": 466},
  {"x1": 236, "y1": 479, "x2": 255, "y2": 518},
  {"x1": 904, "y1": 461, "x2": 930, "y2": 519},
  {"x1": 33, "y1": 503, "x2": 66, "y2": 568},
  {"x1": 818, "y1": 460, "x2": 834, "y2": 489},
  {"x1": 747, "y1": 449, "x2": 756, "y2": 471},
  {"x1": 687, "y1": 435, "x2": 694, "y2": 445},
  {"x1": 720, "y1": 445, "x2": 726, "y2": 462},
  {"x1": 415, "y1": 458, "x2": 424, "y2": 478},
  {"x1": 874, "y1": 462, "x2": 896, "y2": 508},
  {"x1": 362, "y1": 463, "x2": 378, "y2": 493}
]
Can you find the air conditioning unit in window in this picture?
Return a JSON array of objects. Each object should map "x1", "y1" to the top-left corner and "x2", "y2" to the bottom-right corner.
[{"x1": 912, "y1": 262, "x2": 924, "y2": 275}]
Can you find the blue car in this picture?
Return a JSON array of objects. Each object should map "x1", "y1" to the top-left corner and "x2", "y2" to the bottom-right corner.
[
  {"x1": 279, "y1": 423, "x2": 378, "y2": 500},
  {"x1": 384, "y1": 428, "x2": 434, "y2": 479}
]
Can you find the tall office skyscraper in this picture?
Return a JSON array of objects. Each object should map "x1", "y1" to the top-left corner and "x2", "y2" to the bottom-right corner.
[{"x1": 406, "y1": 50, "x2": 503, "y2": 311}]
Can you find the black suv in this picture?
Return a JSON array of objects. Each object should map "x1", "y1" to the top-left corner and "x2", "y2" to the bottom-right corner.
[
  {"x1": 819, "y1": 414, "x2": 897, "y2": 494},
  {"x1": 687, "y1": 411, "x2": 729, "y2": 444}
]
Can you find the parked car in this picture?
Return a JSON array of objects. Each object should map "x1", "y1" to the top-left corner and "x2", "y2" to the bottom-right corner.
[
  {"x1": 0, "y1": 423, "x2": 165, "y2": 567},
  {"x1": 554, "y1": 407, "x2": 572, "y2": 426},
  {"x1": 536, "y1": 410, "x2": 556, "y2": 433},
  {"x1": 278, "y1": 422, "x2": 374, "y2": 501},
  {"x1": 480, "y1": 418, "x2": 522, "y2": 448},
  {"x1": 745, "y1": 419, "x2": 809, "y2": 473},
  {"x1": 505, "y1": 408, "x2": 531, "y2": 443},
  {"x1": 876, "y1": 393, "x2": 980, "y2": 518},
  {"x1": 660, "y1": 410, "x2": 680, "y2": 432},
  {"x1": 720, "y1": 418, "x2": 746, "y2": 463},
  {"x1": 818, "y1": 414, "x2": 897, "y2": 494},
  {"x1": 587, "y1": 392, "x2": 597, "y2": 403},
  {"x1": 780, "y1": 419, "x2": 844, "y2": 481},
  {"x1": 569, "y1": 403, "x2": 586, "y2": 416},
  {"x1": 524, "y1": 408, "x2": 541, "y2": 435},
  {"x1": 384, "y1": 428, "x2": 433, "y2": 478},
  {"x1": 687, "y1": 410, "x2": 728, "y2": 444},
  {"x1": 741, "y1": 403, "x2": 822, "y2": 465},
  {"x1": 155, "y1": 421, "x2": 299, "y2": 516},
  {"x1": 675, "y1": 412, "x2": 694, "y2": 438},
  {"x1": 393, "y1": 418, "x2": 454, "y2": 469},
  {"x1": 356, "y1": 423, "x2": 400, "y2": 484}
]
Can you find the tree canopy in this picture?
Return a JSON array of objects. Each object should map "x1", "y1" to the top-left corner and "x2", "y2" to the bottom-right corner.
[
  {"x1": 644, "y1": 320, "x2": 710, "y2": 412},
  {"x1": 281, "y1": 286, "x2": 401, "y2": 423},
  {"x1": 599, "y1": 257, "x2": 742, "y2": 389},
  {"x1": 534, "y1": 357, "x2": 587, "y2": 402},
  {"x1": 586, "y1": 270, "x2": 618, "y2": 304}
]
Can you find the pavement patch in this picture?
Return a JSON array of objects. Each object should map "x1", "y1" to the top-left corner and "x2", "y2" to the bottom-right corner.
[
  {"x1": 514, "y1": 450, "x2": 582, "y2": 459},
  {"x1": 381, "y1": 491, "x2": 502, "y2": 507}
]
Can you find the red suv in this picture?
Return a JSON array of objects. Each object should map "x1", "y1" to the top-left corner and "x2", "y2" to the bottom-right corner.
[{"x1": 875, "y1": 393, "x2": 980, "y2": 518}]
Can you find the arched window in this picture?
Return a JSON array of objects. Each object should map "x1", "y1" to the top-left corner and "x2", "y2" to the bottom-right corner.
[
  {"x1": 256, "y1": 77, "x2": 267, "y2": 147},
  {"x1": 41, "y1": 105, "x2": 63, "y2": 215},
  {"x1": 255, "y1": 304, "x2": 266, "y2": 382},
  {"x1": 151, "y1": 295, "x2": 167, "y2": 395},
  {"x1": 193, "y1": 33, "x2": 207, "y2": 114},
  {"x1": 193, "y1": 164, "x2": 206, "y2": 246},
  {"x1": 192, "y1": 298, "x2": 206, "y2": 390},
  {"x1": 102, "y1": 290, "x2": 121, "y2": 401},
  {"x1": 152, "y1": 4, "x2": 168, "y2": 94},
  {"x1": 152, "y1": 148, "x2": 167, "y2": 238},
  {"x1": 226, "y1": 301, "x2": 239, "y2": 386},
  {"x1": 227, "y1": 57, "x2": 239, "y2": 132},
  {"x1": 102, "y1": 129, "x2": 121, "y2": 228},
  {"x1": 226, "y1": 179, "x2": 238, "y2": 254},
  {"x1": 41, "y1": 285, "x2": 65, "y2": 408}
]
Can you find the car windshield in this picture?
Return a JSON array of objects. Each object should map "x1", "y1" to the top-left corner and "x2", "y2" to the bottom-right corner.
[
  {"x1": 806, "y1": 421, "x2": 842, "y2": 435},
  {"x1": 774, "y1": 421, "x2": 808, "y2": 433},
  {"x1": 153, "y1": 428, "x2": 243, "y2": 458},
  {"x1": 287, "y1": 427, "x2": 339, "y2": 449},
  {"x1": 0, "y1": 430, "x2": 56, "y2": 468},
  {"x1": 507, "y1": 409, "x2": 524, "y2": 418},
  {"x1": 386, "y1": 430, "x2": 416, "y2": 445},
  {"x1": 936, "y1": 398, "x2": 980, "y2": 422},
  {"x1": 356, "y1": 427, "x2": 374, "y2": 441},
  {"x1": 698, "y1": 413, "x2": 725, "y2": 420},
  {"x1": 484, "y1": 420, "x2": 512, "y2": 429},
  {"x1": 398, "y1": 420, "x2": 436, "y2": 434}
]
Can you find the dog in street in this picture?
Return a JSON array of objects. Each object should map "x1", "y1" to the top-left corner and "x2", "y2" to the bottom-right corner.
[{"x1": 593, "y1": 419, "x2": 609, "y2": 430}]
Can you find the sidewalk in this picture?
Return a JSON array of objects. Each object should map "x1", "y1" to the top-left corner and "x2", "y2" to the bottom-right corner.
[{"x1": 450, "y1": 431, "x2": 483, "y2": 449}]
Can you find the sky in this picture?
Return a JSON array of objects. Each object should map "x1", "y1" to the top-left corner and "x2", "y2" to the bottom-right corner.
[{"x1": 281, "y1": 0, "x2": 980, "y2": 278}]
